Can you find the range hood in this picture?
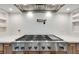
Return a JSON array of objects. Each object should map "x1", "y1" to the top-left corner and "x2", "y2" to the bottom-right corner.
[{"x1": 15, "y1": 4, "x2": 64, "y2": 12}]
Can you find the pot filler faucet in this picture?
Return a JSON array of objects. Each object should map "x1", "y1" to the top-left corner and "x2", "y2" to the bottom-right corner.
[{"x1": 37, "y1": 19, "x2": 47, "y2": 24}]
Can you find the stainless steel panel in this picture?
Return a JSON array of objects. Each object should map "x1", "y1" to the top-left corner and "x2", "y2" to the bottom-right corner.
[
  {"x1": 11, "y1": 42, "x2": 67, "y2": 52},
  {"x1": 27, "y1": 42, "x2": 39, "y2": 51},
  {"x1": 39, "y1": 42, "x2": 56, "y2": 51},
  {"x1": 12, "y1": 42, "x2": 26, "y2": 51},
  {"x1": 56, "y1": 42, "x2": 67, "y2": 51}
]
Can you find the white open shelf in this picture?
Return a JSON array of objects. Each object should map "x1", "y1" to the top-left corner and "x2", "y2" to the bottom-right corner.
[
  {"x1": 0, "y1": 9, "x2": 8, "y2": 32},
  {"x1": 72, "y1": 19, "x2": 79, "y2": 22},
  {"x1": 72, "y1": 9, "x2": 79, "y2": 32}
]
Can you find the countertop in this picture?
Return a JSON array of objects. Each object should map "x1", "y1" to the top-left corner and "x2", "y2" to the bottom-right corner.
[
  {"x1": 0, "y1": 33, "x2": 79, "y2": 43},
  {"x1": 0, "y1": 34, "x2": 23, "y2": 43},
  {"x1": 49, "y1": 33, "x2": 79, "y2": 43}
]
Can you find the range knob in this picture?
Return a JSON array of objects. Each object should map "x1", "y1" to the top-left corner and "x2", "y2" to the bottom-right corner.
[
  {"x1": 42, "y1": 46, "x2": 45, "y2": 50},
  {"x1": 15, "y1": 46, "x2": 19, "y2": 50},
  {"x1": 21, "y1": 47, "x2": 25, "y2": 50},
  {"x1": 34, "y1": 46, "x2": 37, "y2": 49},
  {"x1": 59, "y1": 46, "x2": 64, "y2": 49},
  {"x1": 47, "y1": 46, "x2": 51, "y2": 50},
  {"x1": 28, "y1": 47, "x2": 32, "y2": 50}
]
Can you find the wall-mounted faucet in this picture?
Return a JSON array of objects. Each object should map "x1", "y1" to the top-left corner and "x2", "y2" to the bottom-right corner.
[
  {"x1": 43, "y1": 20, "x2": 46, "y2": 24},
  {"x1": 37, "y1": 19, "x2": 47, "y2": 24}
]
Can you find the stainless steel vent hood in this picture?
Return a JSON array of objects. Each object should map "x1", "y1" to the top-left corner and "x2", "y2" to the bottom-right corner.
[{"x1": 15, "y1": 4, "x2": 64, "y2": 12}]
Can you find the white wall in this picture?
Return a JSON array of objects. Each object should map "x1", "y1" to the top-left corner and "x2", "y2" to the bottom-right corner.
[
  {"x1": 8, "y1": 12, "x2": 71, "y2": 35},
  {"x1": 8, "y1": 14, "x2": 25, "y2": 35}
]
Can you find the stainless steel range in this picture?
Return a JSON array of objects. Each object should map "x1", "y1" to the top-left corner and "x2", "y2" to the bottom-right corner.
[{"x1": 11, "y1": 35, "x2": 67, "y2": 53}]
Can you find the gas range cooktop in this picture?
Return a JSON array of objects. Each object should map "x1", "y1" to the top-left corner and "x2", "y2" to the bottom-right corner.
[{"x1": 16, "y1": 35, "x2": 63, "y2": 41}]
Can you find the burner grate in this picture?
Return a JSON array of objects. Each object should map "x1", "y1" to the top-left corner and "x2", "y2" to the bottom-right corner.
[{"x1": 16, "y1": 35, "x2": 63, "y2": 41}]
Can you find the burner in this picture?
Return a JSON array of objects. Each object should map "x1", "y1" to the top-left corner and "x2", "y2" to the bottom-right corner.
[{"x1": 16, "y1": 35, "x2": 63, "y2": 41}]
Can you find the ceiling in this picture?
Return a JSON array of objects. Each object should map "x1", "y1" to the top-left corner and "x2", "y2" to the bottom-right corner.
[
  {"x1": 58, "y1": 4, "x2": 79, "y2": 13},
  {"x1": 0, "y1": 4, "x2": 79, "y2": 14},
  {"x1": 15, "y1": 4, "x2": 64, "y2": 12},
  {"x1": 0, "y1": 4, "x2": 21, "y2": 14}
]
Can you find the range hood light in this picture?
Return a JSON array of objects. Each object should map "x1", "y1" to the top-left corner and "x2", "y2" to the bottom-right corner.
[
  {"x1": 66, "y1": 8, "x2": 70, "y2": 11},
  {"x1": 9, "y1": 8, "x2": 13, "y2": 11},
  {"x1": 45, "y1": 11, "x2": 52, "y2": 17},
  {"x1": 26, "y1": 11, "x2": 33, "y2": 17},
  {"x1": 23, "y1": 4, "x2": 28, "y2": 5}
]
